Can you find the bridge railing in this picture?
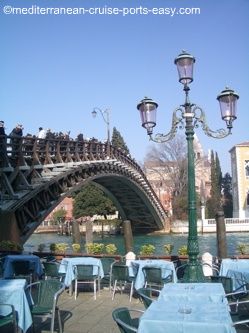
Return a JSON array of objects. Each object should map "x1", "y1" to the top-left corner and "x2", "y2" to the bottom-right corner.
[
  {"x1": 1, "y1": 135, "x2": 166, "y2": 215},
  {"x1": 0, "y1": 135, "x2": 145, "y2": 172}
]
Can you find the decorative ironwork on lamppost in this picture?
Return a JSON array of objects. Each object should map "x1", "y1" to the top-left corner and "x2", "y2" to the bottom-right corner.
[
  {"x1": 92, "y1": 107, "x2": 111, "y2": 157},
  {"x1": 137, "y1": 51, "x2": 239, "y2": 282}
]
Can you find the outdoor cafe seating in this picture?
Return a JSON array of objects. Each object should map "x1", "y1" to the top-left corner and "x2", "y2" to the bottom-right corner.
[
  {"x1": 137, "y1": 288, "x2": 161, "y2": 309},
  {"x1": 219, "y1": 258, "x2": 249, "y2": 292},
  {"x1": 112, "y1": 307, "x2": 144, "y2": 333},
  {"x1": 129, "y1": 259, "x2": 177, "y2": 290},
  {"x1": 73, "y1": 264, "x2": 100, "y2": 300},
  {"x1": 0, "y1": 279, "x2": 33, "y2": 333},
  {"x1": 137, "y1": 282, "x2": 237, "y2": 333},
  {"x1": 58, "y1": 256, "x2": 104, "y2": 298},
  {"x1": 111, "y1": 263, "x2": 135, "y2": 302},
  {"x1": 25, "y1": 279, "x2": 65, "y2": 333},
  {"x1": 0, "y1": 303, "x2": 18, "y2": 333},
  {"x1": 3, "y1": 254, "x2": 44, "y2": 280}
]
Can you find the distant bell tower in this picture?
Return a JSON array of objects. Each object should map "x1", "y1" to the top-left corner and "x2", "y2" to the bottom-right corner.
[{"x1": 230, "y1": 142, "x2": 249, "y2": 218}]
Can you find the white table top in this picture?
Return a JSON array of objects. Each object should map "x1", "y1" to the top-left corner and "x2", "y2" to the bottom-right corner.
[
  {"x1": 220, "y1": 258, "x2": 249, "y2": 276},
  {"x1": 159, "y1": 282, "x2": 226, "y2": 303},
  {"x1": 138, "y1": 282, "x2": 235, "y2": 333},
  {"x1": 0, "y1": 279, "x2": 32, "y2": 333},
  {"x1": 220, "y1": 258, "x2": 249, "y2": 291}
]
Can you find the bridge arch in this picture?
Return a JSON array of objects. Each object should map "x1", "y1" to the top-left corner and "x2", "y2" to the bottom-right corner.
[{"x1": 0, "y1": 136, "x2": 169, "y2": 244}]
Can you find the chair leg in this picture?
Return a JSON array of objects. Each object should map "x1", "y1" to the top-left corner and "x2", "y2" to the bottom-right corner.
[
  {"x1": 58, "y1": 309, "x2": 63, "y2": 333},
  {"x1": 109, "y1": 275, "x2": 112, "y2": 292},
  {"x1": 51, "y1": 310, "x2": 55, "y2": 333},
  {"x1": 129, "y1": 281, "x2": 134, "y2": 302},
  {"x1": 98, "y1": 277, "x2": 101, "y2": 295},
  {"x1": 94, "y1": 280, "x2": 96, "y2": 300},
  {"x1": 112, "y1": 280, "x2": 117, "y2": 300},
  {"x1": 75, "y1": 279, "x2": 77, "y2": 300}
]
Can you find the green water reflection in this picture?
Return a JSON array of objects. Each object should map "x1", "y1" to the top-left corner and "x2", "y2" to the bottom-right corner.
[{"x1": 24, "y1": 232, "x2": 249, "y2": 256}]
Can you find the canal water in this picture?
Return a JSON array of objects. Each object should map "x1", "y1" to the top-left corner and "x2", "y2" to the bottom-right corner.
[{"x1": 24, "y1": 232, "x2": 249, "y2": 257}]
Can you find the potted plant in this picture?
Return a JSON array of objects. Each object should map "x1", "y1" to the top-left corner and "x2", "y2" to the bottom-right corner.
[
  {"x1": 72, "y1": 243, "x2": 81, "y2": 253},
  {"x1": 237, "y1": 243, "x2": 249, "y2": 255},
  {"x1": 85, "y1": 243, "x2": 105, "y2": 255},
  {"x1": 55, "y1": 243, "x2": 69, "y2": 254},
  {"x1": 178, "y1": 245, "x2": 188, "y2": 256},
  {"x1": 139, "y1": 244, "x2": 155, "y2": 256},
  {"x1": 163, "y1": 244, "x2": 174, "y2": 255},
  {"x1": 0, "y1": 240, "x2": 23, "y2": 253},
  {"x1": 49, "y1": 243, "x2": 56, "y2": 253},
  {"x1": 105, "y1": 243, "x2": 117, "y2": 255},
  {"x1": 37, "y1": 243, "x2": 46, "y2": 253}
]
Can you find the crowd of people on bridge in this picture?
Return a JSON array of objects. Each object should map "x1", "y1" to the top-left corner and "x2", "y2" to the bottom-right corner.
[
  {"x1": 0, "y1": 122, "x2": 133, "y2": 160},
  {"x1": 0, "y1": 121, "x2": 93, "y2": 143}
]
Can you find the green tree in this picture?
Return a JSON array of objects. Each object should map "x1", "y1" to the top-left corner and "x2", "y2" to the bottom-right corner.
[
  {"x1": 111, "y1": 127, "x2": 130, "y2": 155},
  {"x1": 206, "y1": 151, "x2": 222, "y2": 218},
  {"x1": 51, "y1": 208, "x2": 67, "y2": 225},
  {"x1": 73, "y1": 183, "x2": 116, "y2": 219},
  {"x1": 222, "y1": 172, "x2": 233, "y2": 218}
]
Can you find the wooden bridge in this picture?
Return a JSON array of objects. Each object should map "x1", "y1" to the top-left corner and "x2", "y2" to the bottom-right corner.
[{"x1": 0, "y1": 135, "x2": 168, "y2": 245}]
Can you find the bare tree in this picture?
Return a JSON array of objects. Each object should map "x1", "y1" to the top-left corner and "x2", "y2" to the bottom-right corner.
[{"x1": 144, "y1": 134, "x2": 188, "y2": 198}]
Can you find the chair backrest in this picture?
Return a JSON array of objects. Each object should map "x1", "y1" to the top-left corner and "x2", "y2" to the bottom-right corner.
[
  {"x1": 74, "y1": 264, "x2": 97, "y2": 280},
  {"x1": 176, "y1": 263, "x2": 188, "y2": 280},
  {"x1": 100, "y1": 258, "x2": 116, "y2": 275},
  {"x1": 211, "y1": 275, "x2": 233, "y2": 294},
  {"x1": 112, "y1": 307, "x2": 138, "y2": 333},
  {"x1": 28, "y1": 279, "x2": 65, "y2": 310},
  {"x1": 43, "y1": 262, "x2": 60, "y2": 278},
  {"x1": 137, "y1": 288, "x2": 156, "y2": 308},
  {"x1": 12, "y1": 260, "x2": 31, "y2": 276},
  {"x1": 0, "y1": 303, "x2": 17, "y2": 333},
  {"x1": 111, "y1": 264, "x2": 130, "y2": 282},
  {"x1": 142, "y1": 267, "x2": 162, "y2": 285}
]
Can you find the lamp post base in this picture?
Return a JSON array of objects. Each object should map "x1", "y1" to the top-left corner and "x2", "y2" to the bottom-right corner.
[{"x1": 182, "y1": 262, "x2": 205, "y2": 282}]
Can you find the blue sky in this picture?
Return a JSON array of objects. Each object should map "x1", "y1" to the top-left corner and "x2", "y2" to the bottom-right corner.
[{"x1": 1, "y1": 0, "x2": 248, "y2": 173}]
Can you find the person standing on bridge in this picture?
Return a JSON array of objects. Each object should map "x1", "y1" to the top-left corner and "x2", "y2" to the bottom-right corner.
[
  {"x1": 0, "y1": 121, "x2": 7, "y2": 167},
  {"x1": 9, "y1": 124, "x2": 23, "y2": 159},
  {"x1": 0, "y1": 121, "x2": 5, "y2": 136},
  {"x1": 9, "y1": 124, "x2": 23, "y2": 138},
  {"x1": 37, "y1": 127, "x2": 47, "y2": 139}
]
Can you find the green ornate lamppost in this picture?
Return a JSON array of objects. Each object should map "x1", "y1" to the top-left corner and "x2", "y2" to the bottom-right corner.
[{"x1": 137, "y1": 51, "x2": 239, "y2": 282}]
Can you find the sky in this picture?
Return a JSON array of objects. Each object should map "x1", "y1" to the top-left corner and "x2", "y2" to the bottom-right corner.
[{"x1": 1, "y1": 0, "x2": 248, "y2": 174}]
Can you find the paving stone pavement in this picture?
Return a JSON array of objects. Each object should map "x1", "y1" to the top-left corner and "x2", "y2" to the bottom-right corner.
[{"x1": 34, "y1": 286, "x2": 144, "y2": 333}]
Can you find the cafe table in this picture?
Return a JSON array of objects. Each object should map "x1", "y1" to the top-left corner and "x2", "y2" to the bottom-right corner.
[
  {"x1": 220, "y1": 258, "x2": 249, "y2": 291},
  {"x1": 159, "y1": 282, "x2": 226, "y2": 303},
  {"x1": 59, "y1": 257, "x2": 104, "y2": 289},
  {"x1": 138, "y1": 283, "x2": 235, "y2": 333},
  {"x1": 3, "y1": 254, "x2": 44, "y2": 279},
  {"x1": 220, "y1": 258, "x2": 249, "y2": 276},
  {"x1": 0, "y1": 279, "x2": 33, "y2": 333},
  {"x1": 129, "y1": 259, "x2": 177, "y2": 290}
]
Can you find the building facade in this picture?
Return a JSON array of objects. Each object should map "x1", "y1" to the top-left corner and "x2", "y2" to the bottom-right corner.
[{"x1": 230, "y1": 142, "x2": 249, "y2": 218}]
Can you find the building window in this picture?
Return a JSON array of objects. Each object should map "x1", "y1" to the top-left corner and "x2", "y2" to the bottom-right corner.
[{"x1": 245, "y1": 160, "x2": 249, "y2": 178}]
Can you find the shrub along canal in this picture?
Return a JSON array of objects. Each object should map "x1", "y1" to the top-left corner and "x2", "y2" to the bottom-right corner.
[{"x1": 24, "y1": 232, "x2": 249, "y2": 257}]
